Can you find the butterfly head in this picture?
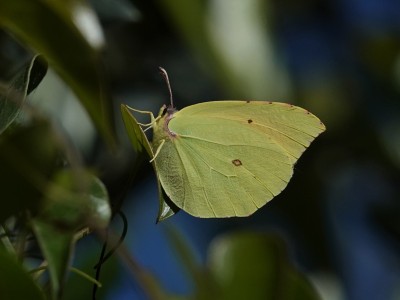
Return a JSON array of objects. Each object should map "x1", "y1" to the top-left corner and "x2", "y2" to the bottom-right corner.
[
  {"x1": 159, "y1": 104, "x2": 177, "y2": 117},
  {"x1": 156, "y1": 103, "x2": 177, "y2": 136},
  {"x1": 166, "y1": 105, "x2": 177, "y2": 115}
]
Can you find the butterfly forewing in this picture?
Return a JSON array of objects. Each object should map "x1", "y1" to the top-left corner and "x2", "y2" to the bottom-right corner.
[{"x1": 172, "y1": 101, "x2": 324, "y2": 160}]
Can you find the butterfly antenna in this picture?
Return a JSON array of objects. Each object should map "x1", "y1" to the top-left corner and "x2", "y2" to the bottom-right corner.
[{"x1": 158, "y1": 67, "x2": 174, "y2": 108}]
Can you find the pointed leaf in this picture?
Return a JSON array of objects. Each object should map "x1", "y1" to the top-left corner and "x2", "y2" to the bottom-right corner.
[
  {"x1": 31, "y1": 219, "x2": 74, "y2": 300},
  {"x1": 0, "y1": 54, "x2": 47, "y2": 134}
]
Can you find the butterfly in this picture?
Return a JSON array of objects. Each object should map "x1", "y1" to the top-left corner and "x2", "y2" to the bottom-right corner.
[{"x1": 121, "y1": 68, "x2": 325, "y2": 219}]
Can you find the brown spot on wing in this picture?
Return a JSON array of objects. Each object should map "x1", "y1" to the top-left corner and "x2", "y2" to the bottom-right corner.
[
  {"x1": 232, "y1": 159, "x2": 242, "y2": 166},
  {"x1": 248, "y1": 119, "x2": 253, "y2": 124}
]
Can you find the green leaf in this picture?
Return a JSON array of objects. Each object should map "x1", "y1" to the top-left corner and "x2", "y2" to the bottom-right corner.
[
  {"x1": 0, "y1": 120, "x2": 60, "y2": 223},
  {"x1": 31, "y1": 219, "x2": 74, "y2": 300},
  {"x1": 40, "y1": 169, "x2": 111, "y2": 231},
  {"x1": 121, "y1": 104, "x2": 179, "y2": 221},
  {"x1": 32, "y1": 170, "x2": 111, "y2": 299},
  {"x1": 86, "y1": 175, "x2": 112, "y2": 229},
  {"x1": 120, "y1": 105, "x2": 153, "y2": 155},
  {"x1": 0, "y1": 54, "x2": 47, "y2": 134},
  {"x1": 0, "y1": 249, "x2": 45, "y2": 300},
  {"x1": 0, "y1": 0, "x2": 116, "y2": 145},
  {"x1": 206, "y1": 232, "x2": 321, "y2": 300}
]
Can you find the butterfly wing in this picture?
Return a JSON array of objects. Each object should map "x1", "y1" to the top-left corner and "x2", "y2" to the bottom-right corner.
[{"x1": 155, "y1": 101, "x2": 325, "y2": 218}]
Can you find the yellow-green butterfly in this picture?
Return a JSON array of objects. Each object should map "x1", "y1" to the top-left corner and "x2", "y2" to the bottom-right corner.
[{"x1": 121, "y1": 68, "x2": 325, "y2": 219}]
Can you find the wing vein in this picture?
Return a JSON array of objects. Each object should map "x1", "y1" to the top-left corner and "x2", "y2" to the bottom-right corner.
[{"x1": 179, "y1": 139, "x2": 237, "y2": 216}]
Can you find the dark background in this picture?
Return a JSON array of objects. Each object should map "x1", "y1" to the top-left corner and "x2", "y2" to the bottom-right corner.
[{"x1": 2, "y1": 0, "x2": 400, "y2": 299}]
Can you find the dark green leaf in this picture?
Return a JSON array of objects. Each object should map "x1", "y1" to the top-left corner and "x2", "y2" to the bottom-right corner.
[
  {"x1": 0, "y1": 0, "x2": 116, "y2": 145},
  {"x1": 26, "y1": 55, "x2": 48, "y2": 95},
  {"x1": 39, "y1": 169, "x2": 111, "y2": 231},
  {"x1": 32, "y1": 170, "x2": 111, "y2": 299},
  {"x1": 0, "y1": 249, "x2": 45, "y2": 300},
  {"x1": 31, "y1": 219, "x2": 74, "y2": 300},
  {"x1": 0, "y1": 54, "x2": 47, "y2": 134},
  {"x1": 0, "y1": 120, "x2": 60, "y2": 223}
]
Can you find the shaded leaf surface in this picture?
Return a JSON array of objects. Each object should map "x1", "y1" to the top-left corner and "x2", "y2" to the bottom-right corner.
[
  {"x1": 39, "y1": 169, "x2": 111, "y2": 231},
  {"x1": 0, "y1": 249, "x2": 45, "y2": 300},
  {"x1": 32, "y1": 219, "x2": 74, "y2": 300},
  {"x1": 0, "y1": 121, "x2": 60, "y2": 223},
  {"x1": 32, "y1": 170, "x2": 111, "y2": 299},
  {"x1": 207, "y1": 232, "x2": 321, "y2": 300}
]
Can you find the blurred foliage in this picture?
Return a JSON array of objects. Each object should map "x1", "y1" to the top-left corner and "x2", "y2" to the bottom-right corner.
[
  {"x1": 0, "y1": 249, "x2": 45, "y2": 300},
  {"x1": 0, "y1": 0, "x2": 115, "y2": 145},
  {"x1": 159, "y1": 0, "x2": 290, "y2": 100},
  {"x1": 1, "y1": 0, "x2": 400, "y2": 299},
  {"x1": 207, "y1": 232, "x2": 320, "y2": 300},
  {"x1": 0, "y1": 4, "x2": 114, "y2": 298},
  {"x1": 0, "y1": 119, "x2": 60, "y2": 223},
  {"x1": 166, "y1": 228, "x2": 320, "y2": 300}
]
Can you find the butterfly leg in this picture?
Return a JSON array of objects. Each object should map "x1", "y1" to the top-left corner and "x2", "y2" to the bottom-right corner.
[
  {"x1": 125, "y1": 105, "x2": 162, "y2": 129},
  {"x1": 149, "y1": 139, "x2": 165, "y2": 163},
  {"x1": 142, "y1": 115, "x2": 162, "y2": 133},
  {"x1": 126, "y1": 105, "x2": 155, "y2": 116}
]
